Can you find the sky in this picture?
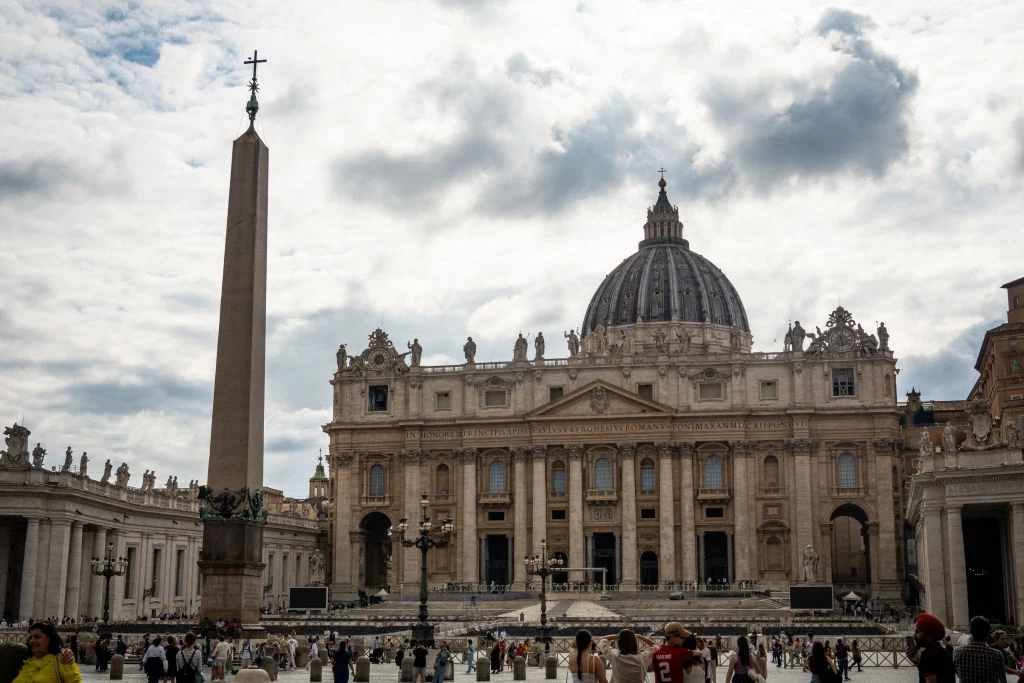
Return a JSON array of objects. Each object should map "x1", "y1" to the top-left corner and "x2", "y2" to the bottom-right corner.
[{"x1": 1, "y1": 0, "x2": 1021, "y2": 498}]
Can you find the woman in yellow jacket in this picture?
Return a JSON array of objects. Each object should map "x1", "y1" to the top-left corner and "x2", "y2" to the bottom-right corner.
[{"x1": 12, "y1": 623, "x2": 82, "y2": 683}]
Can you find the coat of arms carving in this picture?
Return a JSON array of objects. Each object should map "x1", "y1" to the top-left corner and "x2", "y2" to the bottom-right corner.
[
  {"x1": 961, "y1": 398, "x2": 999, "y2": 451},
  {"x1": 590, "y1": 386, "x2": 610, "y2": 414},
  {"x1": 0, "y1": 423, "x2": 30, "y2": 468}
]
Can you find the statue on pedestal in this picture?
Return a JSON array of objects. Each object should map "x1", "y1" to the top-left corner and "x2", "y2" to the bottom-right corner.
[
  {"x1": 407, "y1": 339, "x2": 422, "y2": 367},
  {"x1": 534, "y1": 332, "x2": 545, "y2": 360},
  {"x1": 513, "y1": 333, "x2": 528, "y2": 362},
  {"x1": 942, "y1": 423, "x2": 957, "y2": 453},
  {"x1": 802, "y1": 545, "x2": 820, "y2": 583},
  {"x1": 115, "y1": 463, "x2": 130, "y2": 488},
  {"x1": 1, "y1": 424, "x2": 30, "y2": 468},
  {"x1": 79, "y1": 452, "x2": 88, "y2": 477},
  {"x1": 336, "y1": 344, "x2": 347, "y2": 372},
  {"x1": 565, "y1": 329, "x2": 580, "y2": 357},
  {"x1": 31, "y1": 443, "x2": 46, "y2": 469},
  {"x1": 877, "y1": 322, "x2": 889, "y2": 351},
  {"x1": 919, "y1": 428, "x2": 932, "y2": 457},
  {"x1": 62, "y1": 446, "x2": 73, "y2": 472},
  {"x1": 463, "y1": 336, "x2": 477, "y2": 363},
  {"x1": 101, "y1": 459, "x2": 112, "y2": 483},
  {"x1": 309, "y1": 548, "x2": 326, "y2": 585}
]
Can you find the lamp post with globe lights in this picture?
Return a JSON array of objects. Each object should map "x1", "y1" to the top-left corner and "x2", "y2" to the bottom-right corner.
[
  {"x1": 524, "y1": 538, "x2": 563, "y2": 649},
  {"x1": 90, "y1": 542, "x2": 128, "y2": 625},
  {"x1": 390, "y1": 493, "x2": 455, "y2": 645}
]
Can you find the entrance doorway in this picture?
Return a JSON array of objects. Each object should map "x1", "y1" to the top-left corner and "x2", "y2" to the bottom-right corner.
[
  {"x1": 485, "y1": 535, "x2": 509, "y2": 587},
  {"x1": 592, "y1": 533, "x2": 617, "y2": 586},
  {"x1": 830, "y1": 504, "x2": 870, "y2": 584},
  {"x1": 359, "y1": 512, "x2": 392, "y2": 590},
  {"x1": 963, "y1": 517, "x2": 1006, "y2": 621},
  {"x1": 551, "y1": 552, "x2": 568, "y2": 586},
  {"x1": 640, "y1": 551, "x2": 659, "y2": 587},
  {"x1": 704, "y1": 532, "x2": 728, "y2": 582}
]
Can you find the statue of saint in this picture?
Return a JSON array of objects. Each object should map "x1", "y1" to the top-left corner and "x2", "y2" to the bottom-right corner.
[
  {"x1": 463, "y1": 336, "x2": 477, "y2": 363},
  {"x1": 877, "y1": 322, "x2": 889, "y2": 351},
  {"x1": 942, "y1": 422, "x2": 956, "y2": 453},
  {"x1": 336, "y1": 344, "x2": 347, "y2": 372},
  {"x1": 919, "y1": 428, "x2": 932, "y2": 457},
  {"x1": 790, "y1": 321, "x2": 806, "y2": 352},
  {"x1": 310, "y1": 548, "x2": 326, "y2": 585},
  {"x1": 565, "y1": 329, "x2": 580, "y2": 357},
  {"x1": 407, "y1": 339, "x2": 422, "y2": 367},
  {"x1": 62, "y1": 446, "x2": 73, "y2": 472},
  {"x1": 79, "y1": 451, "x2": 88, "y2": 477},
  {"x1": 653, "y1": 329, "x2": 667, "y2": 352},
  {"x1": 513, "y1": 333, "x2": 528, "y2": 362},
  {"x1": 189, "y1": 479, "x2": 200, "y2": 500},
  {"x1": 1007, "y1": 421, "x2": 1021, "y2": 449},
  {"x1": 31, "y1": 443, "x2": 46, "y2": 469},
  {"x1": 676, "y1": 331, "x2": 690, "y2": 354},
  {"x1": 801, "y1": 545, "x2": 820, "y2": 583},
  {"x1": 101, "y1": 459, "x2": 112, "y2": 483},
  {"x1": 534, "y1": 332, "x2": 545, "y2": 360},
  {"x1": 115, "y1": 463, "x2": 130, "y2": 488}
]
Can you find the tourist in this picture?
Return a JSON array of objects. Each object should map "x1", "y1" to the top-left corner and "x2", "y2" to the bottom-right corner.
[
  {"x1": 726, "y1": 636, "x2": 758, "y2": 683},
  {"x1": 239, "y1": 640, "x2": 252, "y2": 669},
  {"x1": 142, "y1": 637, "x2": 167, "y2": 683},
  {"x1": 835, "y1": 639, "x2": 849, "y2": 681},
  {"x1": 568, "y1": 631, "x2": 608, "y2": 683},
  {"x1": 308, "y1": 637, "x2": 320, "y2": 670},
  {"x1": 412, "y1": 641, "x2": 429, "y2": 683},
  {"x1": 489, "y1": 642, "x2": 501, "y2": 674},
  {"x1": 755, "y1": 644, "x2": 768, "y2": 680},
  {"x1": 952, "y1": 616, "x2": 1003, "y2": 683},
  {"x1": 8, "y1": 623, "x2": 78, "y2": 683},
  {"x1": 285, "y1": 634, "x2": 297, "y2": 670},
  {"x1": 850, "y1": 641, "x2": 862, "y2": 672},
  {"x1": 330, "y1": 639, "x2": 355, "y2": 683},
  {"x1": 803, "y1": 643, "x2": 836, "y2": 683},
  {"x1": 992, "y1": 631, "x2": 1022, "y2": 679},
  {"x1": 175, "y1": 633, "x2": 202, "y2": 683},
  {"x1": 911, "y1": 613, "x2": 954, "y2": 683},
  {"x1": 163, "y1": 637, "x2": 179, "y2": 683},
  {"x1": 432, "y1": 642, "x2": 451, "y2": 683},
  {"x1": 466, "y1": 639, "x2": 476, "y2": 674},
  {"x1": 681, "y1": 635, "x2": 704, "y2": 683},
  {"x1": 597, "y1": 629, "x2": 655, "y2": 683},
  {"x1": 653, "y1": 622, "x2": 692, "y2": 683},
  {"x1": 211, "y1": 636, "x2": 232, "y2": 683}
]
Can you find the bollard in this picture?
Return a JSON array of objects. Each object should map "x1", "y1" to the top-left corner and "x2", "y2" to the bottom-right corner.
[
  {"x1": 262, "y1": 653, "x2": 279, "y2": 682},
  {"x1": 355, "y1": 656, "x2": 370, "y2": 683},
  {"x1": 513, "y1": 656, "x2": 526, "y2": 681},
  {"x1": 309, "y1": 656, "x2": 323, "y2": 683},
  {"x1": 236, "y1": 670, "x2": 272, "y2": 683},
  {"x1": 109, "y1": 654, "x2": 124, "y2": 680},
  {"x1": 545, "y1": 655, "x2": 558, "y2": 680},
  {"x1": 401, "y1": 655, "x2": 415, "y2": 683},
  {"x1": 476, "y1": 653, "x2": 491, "y2": 682}
]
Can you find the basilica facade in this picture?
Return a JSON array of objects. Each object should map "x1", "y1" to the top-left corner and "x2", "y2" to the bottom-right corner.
[{"x1": 324, "y1": 179, "x2": 905, "y2": 605}]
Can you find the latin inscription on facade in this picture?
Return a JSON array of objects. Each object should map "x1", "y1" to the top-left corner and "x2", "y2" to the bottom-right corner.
[{"x1": 401, "y1": 419, "x2": 796, "y2": 442}]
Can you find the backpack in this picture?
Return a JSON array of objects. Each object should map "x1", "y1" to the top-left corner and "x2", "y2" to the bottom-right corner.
[{"x1": 177, "y1": 649, "x2": 203, "y2": 683}]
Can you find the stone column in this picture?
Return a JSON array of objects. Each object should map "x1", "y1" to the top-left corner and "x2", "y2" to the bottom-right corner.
[
  {"x1": 678, "y1": 443, "x2": 697, "y2": 582},
  {"x1": 512, "y1": 447, "x2": 529, "y2": 588},
  {"x1": 819, "y1": 523, "x2": 834, "y2": 584},
  {"x1": 945, "y1": 506, "x2": 969, "y2": 627},
  {"x1": 921, "y1": 504, "x2": 948, "y2": 621},
  {"x1": 791, "y1": 441, "x2": 815, "y2": 567},
  {"x1": 697, "y1": 532, "x2": 705, "y2": 583},
  {"x1": 620, "y1": 445, "x2": 638, "y2": 588},
  {"x1": 479, "y1": 536, "x2": 486, "y2": 586},
  {"x1": 568, "y1": 446, "x2": 585, "y2": 583},
  {"x1": 726, "y1": 531, "x2": 734, "y2": 583},
  {"x1": 89, "y1": 527, "x2": 108, "y2": 618},
  {"x1": 0, "y1": 525, "x2": 11, "y2": 617},
  {"x1": 403, "y1": 450, "x2": 423, "y2": 588},
  {"x1": 1012, "y1": 503, "x2": 1024, "y2": 627},
  {"x1": 65, "y1": 522, "x2": 84, "y2": 619},
  {"x1": 19, "y1": 518, "x2": 40, "y2": 620},
  {"x1": 461, "y1": 449, "x2": 479, "y2": 584},
  {"x1": 657, "y1": 445, "x2": 676, "y2": 582},
  {"x1": 44, "y1": 519, "x2": 71, "y2": 618},
  {"x1": 731, "y1": 442, "x2": 751, "y2": 581},
  {"x1": 872, "y1": 440, "x2": 900, "y2": 594},
  {"x1": 530, "y1": 447, "x2": 547, "y2": 558},
  {"x1": 332, "y1": 453, "x2": 354, "y2": 590}
]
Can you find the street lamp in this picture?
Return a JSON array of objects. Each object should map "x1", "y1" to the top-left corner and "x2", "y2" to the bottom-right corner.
[
  {"x1": 390, "y1": 493, "x2": 455, "y2": 645},
  {"x1": 90, "y1": 542, "x2": 128, "y2": 625},
  {"x1": 524, "y1": 538, "x2": 563, "y2": 649}
]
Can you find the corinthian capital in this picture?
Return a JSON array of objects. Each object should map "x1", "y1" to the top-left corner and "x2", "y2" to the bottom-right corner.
[
  {"x1": 657, "y1": 444, "x2": 675, "y2": 459},
  {"x1": 530, "y1": 445, "x2": 547, "y2": 462},
  {"x1": 566, "y1": 445, "x2": 583, "y2": 461},
  {"x1": 674, "y1": 442, "x2": 696, "y2": 458},
  {"x1": 730, "y1": 441, "x2": 752, "y2": 457},
  {"x1": 617, "y1": 444, "x2": 635, "y2": 459}
]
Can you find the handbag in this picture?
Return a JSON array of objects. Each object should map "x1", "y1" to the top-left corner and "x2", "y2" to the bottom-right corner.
[{"x1": 748, "y1": 670, "x2": 765, "y2": 683}]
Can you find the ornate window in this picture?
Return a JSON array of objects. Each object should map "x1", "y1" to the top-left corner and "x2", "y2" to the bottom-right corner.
[
  {"x1": 594, "y1": 458, "x2": 613, "y2": 490},
  {"x1": 837, "y1": 453, "x2": 857, "y2": 489},
  {"x1": 551, "y1": 461, "x2": 566, "y2": 495},
  {"x1": 369, "y1": 464, "x2": 386, "y2": 497},
  {"x1": 832, "y1": 368, "x2": 855, "y2": 396},
  {"x1": 435, "y1": 464, "x2": 450, "y2": 496},
  {"x1": 488, "y1": 461, "x2": 507, "y2": 493},
  {"x1": 704, "y1": 455, "x2": 723, "y2": 489},
  {"x1": 763, "y1": 455, "x2": 780, "y2": 488},
  {"x1": 640, "y1": 458, "x2": 656, "y2": 493}
]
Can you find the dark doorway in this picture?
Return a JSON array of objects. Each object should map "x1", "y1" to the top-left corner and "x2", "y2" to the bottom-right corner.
[
  {"x1": 704, "y1": 532, "x2": 728, "y2": 582},
  {"x1": 359, "y1": 512, "x2": 392, "y2": 590},
  {"x1": 640, "y1": 551, "x2": 659, "y2": 587},
  {"x1": 592, "y1": 533, "x2": 617, "y2": 586},
  {"x1": 551, "y1": 552, "x2": 568, "y2": 586},
  {"x1": 485, "y1": 535, "x2": 509, "y2": 587},
  {"x1": 830, "y1": 504, "x2": 871, "y2": 584},
  {"x1": 963, "y1": 517, "x2": 1006, "y2": 621}
]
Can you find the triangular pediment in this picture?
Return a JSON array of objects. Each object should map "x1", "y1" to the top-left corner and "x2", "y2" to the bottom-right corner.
[{"x1": 526, "y1": 380, "x2": 675, "y2": 418}]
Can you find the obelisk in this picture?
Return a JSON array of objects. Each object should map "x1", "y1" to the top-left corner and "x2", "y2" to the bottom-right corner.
[{"x1": 198, "y1": 51, "x2": 269, "y2": 627}]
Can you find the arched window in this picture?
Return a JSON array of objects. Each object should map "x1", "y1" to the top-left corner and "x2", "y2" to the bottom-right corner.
[
  {"x1": 704, "y1": 455, "x2": 723, "y2": 489},
  {"x1": 837, "y1": 453, "x2": 857, "y2": 489},
  {"x1": 435, "y1": 464, "x2": 450, "y2": 496},
  {"x1": 488, "y1": 461, "x2": 507, "y2": 493},
  {"x1": 369, "y1": 464, "x2": 385, "y2": 497},
  {"x1": 766, "y1": 536, "x2": 783, "y2": 569},
  {"x1": 763, "y1": 455, "x2": 780, "y2": 488},
  {"x1": 640, "y1": 458, "x2": 656, "y2": 493},
  {"x1": 594, "y1": 458, "x2": 612, "y2": 490},
  {"x1": 551, "y1": 461, "x2": 566, "y2": 495}
]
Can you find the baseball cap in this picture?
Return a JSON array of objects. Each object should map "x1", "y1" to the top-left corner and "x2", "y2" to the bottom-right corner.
[{"x1": 664, "y1": 622, "x2": 691, "y2": 639}]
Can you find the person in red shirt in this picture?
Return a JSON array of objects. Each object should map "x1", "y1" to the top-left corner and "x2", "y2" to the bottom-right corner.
[{"x1": 653, "y1": 622, "x2": 693, "y2": 683}]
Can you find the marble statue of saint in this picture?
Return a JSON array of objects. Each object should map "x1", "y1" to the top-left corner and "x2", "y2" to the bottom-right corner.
[
  {"x1": 877, "y1": 322, "x2": 889, "y2": 351},
  {"x1": 31, "y1": 443, "x2": 46, "y2": 469},
  {"x1": 1007, "y1": 421, "x2": 1021, "y2": 449},
  {"x1": 336, "y1": 344, "x2": 347, "y2": 372},
  {"x1": 676, "y1": 331, "x2": 690, "y2": 354},
  {"x1": 62, "y1": 446, "x2": 73, "y2": 472},
  {"x1": 919, "y1": 428, "x2": 932, "y2": 457},
  {"x1": 791, "y1": 321, "x2": 806, "y2": 352},
  {"x1": 802, "y1": 545, "x2": 819, "y2": 583},
  {"x1": 463, "y1": 336, "x2": 477, "y2": 363},
  {"x1": 310, "y1": 548, "x2": 326, "y2": 585},
  {"x1": 79, "y1": 451, "x2": 88, "y2": 477},
  {"x1": 653, "y1": 328, "x2": 667, "y2": 352},
  {"x1": 534, "y1": 332, "x2": 545, "y2": 360},
  {"x1": 565, "y1": 329, "x2": 580, "y2": 357},
  {"x1": 189, "y1": 479, "x2": 200, "y2": 501},
  {"x1": 942, "y1": 422, "x2": 956, "y2": 453},
  {"x1": 115, "y1": 463, "x2": 130, "y2": 488},
  {"x1": 407, "y1": 339, "x2": 422, "y2": 367},
  {"x1": 513, "y1": 333, "x2": 528, "y2": 362},
  {"x1": 166, "y1": 475, "x2": 175, "y2": 495},
  {"x1": 101, "y1": 459, "x2": 112, "y2": 483}
]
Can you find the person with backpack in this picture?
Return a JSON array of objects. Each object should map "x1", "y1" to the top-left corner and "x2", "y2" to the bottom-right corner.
[
  {"x1": 141, "y1": 637, "x2": 167, "y2": 683},
  {"x1": 175, "y1": 633, "x2": 203, "y2": 683}
]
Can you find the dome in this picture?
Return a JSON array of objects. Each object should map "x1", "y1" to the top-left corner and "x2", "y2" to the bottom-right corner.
[{"x1": 581, "y1": 179, "x2": 750, "y2": 335}]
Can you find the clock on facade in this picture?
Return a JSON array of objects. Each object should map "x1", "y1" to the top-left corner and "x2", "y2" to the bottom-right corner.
[{"x1": 828, "y1": 328, "x2": 855, "y2": 351}]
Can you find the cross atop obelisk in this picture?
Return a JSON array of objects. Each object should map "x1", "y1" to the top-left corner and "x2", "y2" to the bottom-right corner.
[{"x1": 244, "y1": 50, "x2": 268, "y2": 122}]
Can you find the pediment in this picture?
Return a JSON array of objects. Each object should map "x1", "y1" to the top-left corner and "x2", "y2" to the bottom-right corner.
[{"x1": 526, "y1": 380, "x2": 674, "y2": 418}]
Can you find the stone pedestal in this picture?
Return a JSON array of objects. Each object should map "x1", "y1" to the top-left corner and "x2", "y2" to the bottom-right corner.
[
  {"x1": 309, "y1": 657, "x2": 322, "y2": 682},
  {"x1": 476, "y1": 662, "x2": 490, "y2": 682},
  {"x1": 401, "y1": 657, "x2": 414, "y2": 682},
  {"x1": 199, "y1": 519, "x2": 265, "y2": 624},
  {"x1": 236, "y1": 670, "x2": 272, "y2": 683},
  {"x1": 109, "y1": 654, "x2": 124, "y2": 680},
  {"x1": 513, "y1": 657, "x2": 526, "y2": 680},
  {"x1": 355, "y1": 656, "x2": 370, "y2": 682},
  {"x1": 545, "y1": 656, "x2": 558, "y2": 679}
]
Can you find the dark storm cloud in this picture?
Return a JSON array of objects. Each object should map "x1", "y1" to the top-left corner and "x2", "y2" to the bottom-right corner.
[
  {"x1": 0, "y1": 159, "x2": 80, "y2": 202},
  {"x1": 898, "y1": 319, "x2": 996, "y2": 400},
  {"x1": 505, "y1": 53, "x2": 563, "y2": 87},
  {"x1": 58, "y1": 371, "x2": 210, "y2": 416},
  {"x1": 704, "y1": 8, "x2": 918, "y2": 188}
]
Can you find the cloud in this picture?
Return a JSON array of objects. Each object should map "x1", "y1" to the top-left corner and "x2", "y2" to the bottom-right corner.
[
  {"x1": 898, "y1": 318, "x2": 996, "y2": 400},
  {"x1": 58, "y1": 371, "x2": 210, "y2": 416},
  {"x1": 505, "y1": 52, "x2": 563, "y2": 87},
  {"x1": 0, "y1": 158, "x2": 82, "y2": 201},
  {"x1": 1015, "y1": 116, "x2": 1024, "y2": 173}
]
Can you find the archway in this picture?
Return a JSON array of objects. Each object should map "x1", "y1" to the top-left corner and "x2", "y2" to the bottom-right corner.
[
  {"x1": 830, "y1": 504, "x2": 870, "y2": 584},
  {"x1": 359, "y1": 512, "x2": 392, "y2": 591}
]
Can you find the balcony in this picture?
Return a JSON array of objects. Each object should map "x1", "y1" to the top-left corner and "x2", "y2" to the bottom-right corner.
[
  {"x1": 430, "y1": 492, "x2": 455, "y2": 504},
  {"x1": 479, "y1": 492, "x2": 512, "y2": 506},
  {"x1": 586, "y1": 489, "x2": 619, "y2": 503},
  {"x1": 697, "y1": 488, "x2": 731, "y2": 502},
  {"x1": 360, "y1": 495, "x2": 391, "y2": 507}
]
